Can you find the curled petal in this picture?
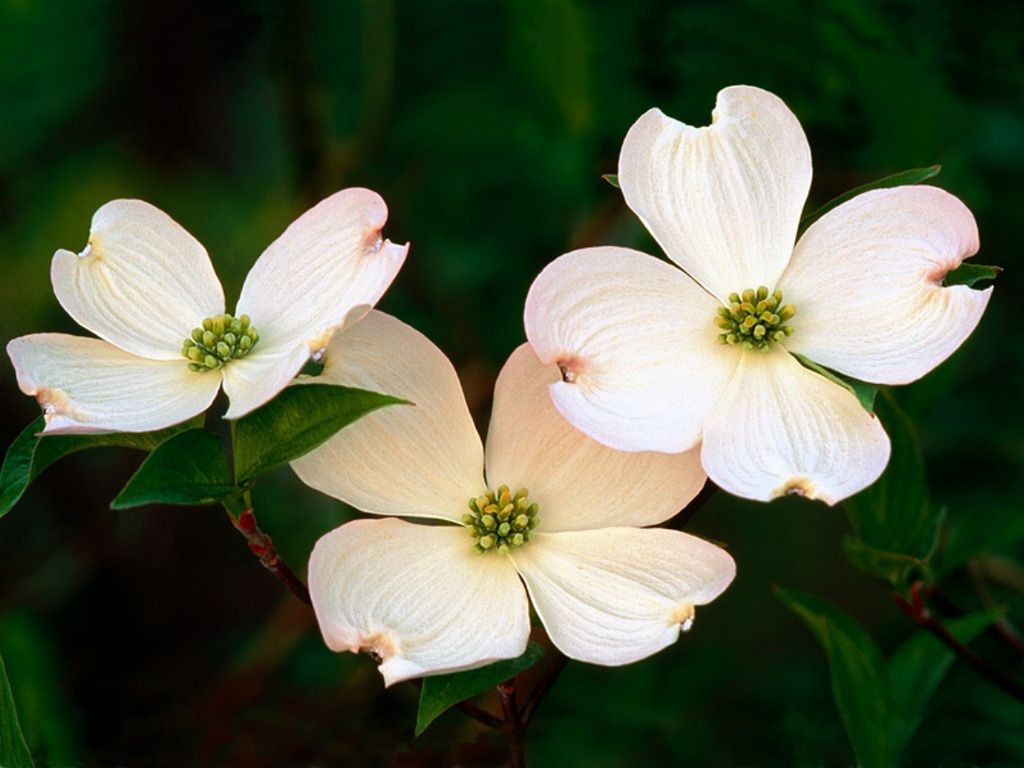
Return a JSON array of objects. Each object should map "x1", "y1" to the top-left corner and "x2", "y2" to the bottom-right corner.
[
  {"x1": 220, "y1": 344, "x2": 315, "y2": 419},
  {"x1": 524, "y1": 246, "x2": 737, "y2": 453},
  {"x1": 619, "y1": 86, "x2": 812, "y2": 301},
  {"x1": 7, "y1": 333, "x2": 220, "y2": 433},
  {"x1": 236, "y1": 188, "x2": 408, "y2": 359},
  {"x1": 51, "y1": 199, "x2": 224, "y2": 359},
  {"x1": 485, "y1": 344, "x2": 706, "y2": 531},
  {"x1": 309, "y1": 518, "x2": 530, "y2": 686},
  {"x1": 701, "y1": 351, "x2": 891, "y2": 505},
  {"x1": 511, "y1": 528, "x2": 735, "y2": 666},
  {"x1": 781, "y1": 185, "x2": 991, "y2": 384},
  {"x1": 291, "y1": 311, "x2": 485, "y2": 522}
]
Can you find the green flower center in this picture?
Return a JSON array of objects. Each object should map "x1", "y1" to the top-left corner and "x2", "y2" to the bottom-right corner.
[
  {"x1": 715, "y1": 286, "x2": 796, "y2": 352},
  {"x1": 182, "y1": 313, "x2": 260, "y2": 372},
  {"x1": 463, "y1": 485, "x2": 539, "y2": 554}
]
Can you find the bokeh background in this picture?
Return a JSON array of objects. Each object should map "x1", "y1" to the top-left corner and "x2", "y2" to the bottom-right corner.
[{"x1": 2, "y1": 0, "x2": 1022, "y2": 765}]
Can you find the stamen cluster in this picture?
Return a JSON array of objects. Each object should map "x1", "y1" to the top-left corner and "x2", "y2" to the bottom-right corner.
[
  {"x1": 463, "y1": 485, "x2": 539, "y2": 554},
  {"x1": 715, "y1": 286, "x2": 795, "y2": 351},
  {"x1": 182, "y1": 313, "x2": 260, "y2": 372}
]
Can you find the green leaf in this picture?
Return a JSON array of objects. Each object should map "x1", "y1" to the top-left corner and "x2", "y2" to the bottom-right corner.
[
  {"x1": 602, "y1": 173, "x2": 619, "y2": 188},
  {"x1": 0, "y1": 417, "x2": 200, "y2": 519},
  {"x1": 0, "y1": 614, "x2": 77, "y2": 764},
  {"x1": 798, "y1": 165, "x2": 942, "y2": 236},
  {"x1": 933, "y1": 505, "x2": 1024, "y2": 579},
  {"x1": 0, "y1": 653, "x2": 34, "y2": 768},
  {"x1": 841, "y1": 535, "x2": 926, "y2": 588},
  {"x1": 775, "y1": 587, "x2": 892, "y2": 768},
  {"x1": 415, "y1": 642, "x2": 544, "y2": 736},
  {"x1": 111, "y1": 430, "x2": 237, "y2": 509},
  {"x1": 887, "y1": 608, "x2": 1004, "y2": 759},
  {"x1": 844, "y1": 392, "x2": 938, "y2": 587},
  {"x1": 231, "y1": 384, "x2": 406, "y2": 484},
  {"x1": 792, "y1": 353, "x2": 878, "y2": 414},
  {"x1": 943, "y1": 262, "x2": 1002, "y2": 288}
]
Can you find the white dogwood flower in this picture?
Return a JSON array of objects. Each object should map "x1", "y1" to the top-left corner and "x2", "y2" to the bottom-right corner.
[
  {"x1": 291, "y1": 311, "x2": 735, "y2": 685},
  {"x1": 525, "y1": 85, "x2": 992, "y2": 504},
  {"x1": 7, "y1": 189, "x2": 408, "y2": 433}
]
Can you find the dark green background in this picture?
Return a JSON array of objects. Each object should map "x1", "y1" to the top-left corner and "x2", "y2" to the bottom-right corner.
[{"x1": 1, "y1": 1, "x2": 1021, "y2": 765}]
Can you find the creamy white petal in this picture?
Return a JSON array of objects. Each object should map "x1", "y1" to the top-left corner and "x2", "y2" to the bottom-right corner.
[
  {"x1": 7, "y1": 333, "x2": 220, "y2": 434},
  {"x1": 485, "y1": 344, "x2": 706, "y2": 531},
  {"x1": 220, "y1": 344, "x2": 314, "y2": 419},
  {"x1": 235, "y1": 188, "x2": 408, "y2": 360},
  {"x1": 524, "y1": 246, "x2": 738, "y2": 453},
  {"x1": 701, "y1": 351, "x2": 891, "y2": 505},
  {"x1": 511, "y1": 528, "x2": 735, "y2": 666},
  {"x1": 290, "y1": 311, "x2": 485, "y2": 522},
  {"x1": 309, "y1": 518, "x2": 530, "y2": 686},
  {"x1": 781, "y1": 185, "x2": 991, "y2": 384},
  {"x1": 619, "y1": 86, "x2": 812, "y2": 301},
  {"x1": 51, "y1": 199, "x2": 224, "y2": 360}
]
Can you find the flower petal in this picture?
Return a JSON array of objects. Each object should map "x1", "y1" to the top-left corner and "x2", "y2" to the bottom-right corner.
[
  {"x1": 511, "y1": 528, "x2": 735, "y2": 666},
  {"x1": 309, "y1": 518, "x2": 530, "y2": 686},
  {"x1": 235, "y1": 188, "x2": 408, "y2": 359},
  {"x1": 290, "y1": 311, "x2": 485, "y2": 522},
  {"x1": 524, "y1": 246, "x2": 738, "y2": 453},
  {"x1": 51, "y1": 199, "x2": 224, "y2": 360},
  {"x1": 701, "y1": 351, "x2": 891, "y2": 505},
  {"x1": 7, "y1": 333, "x2": 221, "y2": 434},
  {"x1": 485, "y1": 344, "x2": 706, "y2": 531},
  {"x1": 781, "y1": 185, "x2": 991, "y2": 384},
  {"x1": 618, "y1": 86, "x2": 812, "y2": 301},
  {"x1": 220, "y1": 344, "x2": 316, "y2": 419}
]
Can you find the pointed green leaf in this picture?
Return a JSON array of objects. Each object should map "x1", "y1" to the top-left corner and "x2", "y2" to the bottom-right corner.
[
  {"x1": 798, "y1": 165, "x2": 941, "y2": 236},
  {"x1": 415, "y1": 642, "x2": 544, "y2": 736},
  {"x1": 0, "y1": 653, "x2": 34, "y2": 768},
  {"x1": 844, "y1": 392, "x2": 939, "y2": 587},
  {"x1": 602, "y1": 173, "x2": 619, "y2": 188},
  {"x1": 1, "y1": 417, "x2": 201, "y2": 518},
  {"x1": 776, "y1": 587, "x2": 893, "y2": 768},
  {"x1": 111, "y1": 429, "x2": 237, "y2": 509},
  {"x1": 0, "y1": 614, "x2": 77, "y2": 764},
  {"x1": 934, "y1": 505, "x2": 1024, "y2": 579},
  {"x1": 841, "y1": 535, "x2": 926, "y2": 588},
  {"x1": 232, "y1": 384, "x2": 407, "y2": 484},
  {"x1": 943, "y1": 262, "x2": 1002, "y2": 288},
  {"x1": 792, "y1": 353, "x2": 878, "y2": 414},
  {"x1": 887, "y1": 608, "x2": 1004, "y2": 758}
]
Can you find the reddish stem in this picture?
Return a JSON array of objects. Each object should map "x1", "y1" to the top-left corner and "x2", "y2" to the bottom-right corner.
[
  {"x1": 893, "y1": 581, "x2": 1024, "y2": 705},
  {"x1": 498, "y1": 680, "x2": 526, "y2": 768},
  {"x1": 227, "y1": 509, "x2": 312, "y2": 607}
]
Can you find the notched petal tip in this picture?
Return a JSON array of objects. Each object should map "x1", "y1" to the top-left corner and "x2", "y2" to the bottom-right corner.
[
  {"x1": 33, "y1": 387, "x2": 70, "y2": 418},
  {"x1": 555, "y1": 355, "x2": 586, "y2": 384},
  {"x1": 670, "y1": 603, "x2": 696, "y2": 633},
  {"x1": 328, "y1": 629, "x2": 411, "y2": 687},
  {"x1": 772, "y1": 476, "x2": 838, "y2": 506},
  {"x1": 356, "y1": 631, "x2": 399, "y2": 665}
]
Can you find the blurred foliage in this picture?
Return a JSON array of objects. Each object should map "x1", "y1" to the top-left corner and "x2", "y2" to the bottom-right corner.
[{"x1": 1, "y1": 0, "x2": 1022, "y2": 765}]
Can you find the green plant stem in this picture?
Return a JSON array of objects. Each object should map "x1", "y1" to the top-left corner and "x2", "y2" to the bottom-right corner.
[
  {"x1": 498, "y1": 680, "x2": 526, "y2": 768},
  {"x1": 226, "y1": 508, "x2": 312, "y2": 607},
  {"x1": 893, "y1": 582, "x2": 1024, "y2": 705}
]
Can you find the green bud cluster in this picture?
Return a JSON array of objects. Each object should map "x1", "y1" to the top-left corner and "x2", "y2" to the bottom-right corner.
[
  {"x1": 182, "y1": 313, "x2": 260, "y2": 372},
  {"x1": 715, "y1": 286, "x2": 795, "y2": 352},
  {"x1": 463, "y1": 485, "x2": 539, "y2": 554}
]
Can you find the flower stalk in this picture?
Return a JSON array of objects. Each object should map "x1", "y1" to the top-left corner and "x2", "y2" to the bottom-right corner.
[
  {"x1": 226, "y1": 507, "x2": 312, "y2": 607},
  {"x1": 893, "y1": 581, "x2": 1024, "y2": 705}
]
